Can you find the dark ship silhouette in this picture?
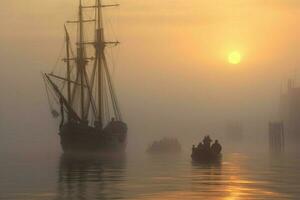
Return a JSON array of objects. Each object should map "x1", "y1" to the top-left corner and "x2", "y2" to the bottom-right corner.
[
  {"x1": 147, "y1": 138, "x2": 181, "y2": 154},
  {"x1": 191, "y1": 136, "x2": 222, "y2": 162},
  {"x1": 43, "y1": 0, "x2": 127, "y2": 153}
]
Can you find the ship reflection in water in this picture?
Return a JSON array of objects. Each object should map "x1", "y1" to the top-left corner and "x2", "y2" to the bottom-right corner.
[
  {"x1": 57, "y1": 154, "x2": 127, "y2": 200},
  {"x1": 51, "y1": 153, "x2": 298, "y2": 200},
  {"x1": 1, "y1": 152, "x2": 299, "y2": 199}
]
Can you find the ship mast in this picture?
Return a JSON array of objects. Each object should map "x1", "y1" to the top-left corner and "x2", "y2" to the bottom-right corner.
[
  {"x1": 94, "y1": 0, "x2": 120, "y2": 128},
  {"x1": 64, "y1": 25, "x2": 71, "y2": 121},
  {"x1": 78, "y1": 0, "x2": 86, "y2": 120},
  {"x1": 96, "y1": 0, "x2": 104, "y2": 127}
]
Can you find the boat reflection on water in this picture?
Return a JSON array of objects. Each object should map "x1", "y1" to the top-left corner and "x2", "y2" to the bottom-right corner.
[
  {"x1": 191, "y1": 158, "x2": 222, "y2": 169},
  {"x1": 188, "y1": 154, "x2": 289, "y2": 200},
  {"x1": 56, "y1": 153, "x2": 126, "y2": 200},
  {"x1": 191, "y1": 159, "x2": 223, "y2": 196}
]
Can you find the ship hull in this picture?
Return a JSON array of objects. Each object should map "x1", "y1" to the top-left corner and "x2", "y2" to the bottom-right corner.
[{"x1": 59, "y1": 121, "x2": 127, "y2": 153}]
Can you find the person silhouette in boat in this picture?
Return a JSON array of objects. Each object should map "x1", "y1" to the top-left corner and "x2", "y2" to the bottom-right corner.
[
  {"x1": 203, "y1": 135, "x2": 212, "y2": 150},
  {"x1": 192, "y1": 145, "x2": 196, "y2": 152},
  {"x1": 211, "y1": 140, "x2": 222, "y2": 155},
  {"x1": 197, "y1": 142, "x2": 204, "y2": 149},
  {"x1": 197, "y1": 142, "x2": 204, "y2": 154}
]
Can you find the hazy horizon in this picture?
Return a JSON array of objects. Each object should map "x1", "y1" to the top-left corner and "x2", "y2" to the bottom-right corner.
[{"x1": 0, "y1": 0, "x2": 300, "y2": 155}]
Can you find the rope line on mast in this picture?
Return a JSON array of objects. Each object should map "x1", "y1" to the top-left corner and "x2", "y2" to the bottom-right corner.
[
  {"x1": 51, "y1": 39, "x2": 65, "y2": 74},
  {"x1": 43, "y1": 74, "x2": 59, "y2": 118},
  {"x1": 83, "y1": 68, "x2": 97, "y2": 119},
  {"x1": 103, "y1": 79, "x2": 110, "y2": 123},
  {"x1": 102, "y1": 54, "x2": 122, "y2": 120}
]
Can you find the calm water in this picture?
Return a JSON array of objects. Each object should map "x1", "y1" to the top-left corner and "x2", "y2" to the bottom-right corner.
[{"x1": 1, "y1": 151, "x2": 300, "y2": 200}]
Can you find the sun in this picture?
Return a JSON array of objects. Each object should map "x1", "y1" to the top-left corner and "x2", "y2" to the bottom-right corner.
[{"x1": 228, "y1": 51, "x2": 242, "y2": 65}]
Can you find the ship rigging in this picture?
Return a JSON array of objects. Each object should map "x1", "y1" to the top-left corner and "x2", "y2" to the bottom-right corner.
[{"x1": 43, "y1": 0, "x2": 127, "y2": 152}]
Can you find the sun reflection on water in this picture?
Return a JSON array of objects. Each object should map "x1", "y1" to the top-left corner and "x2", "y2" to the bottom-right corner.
[{"x1": 131, "y1": 154, "x2": 289, "y2": 200}]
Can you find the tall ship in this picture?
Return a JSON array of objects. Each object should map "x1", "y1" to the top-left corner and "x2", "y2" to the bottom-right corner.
[{"x1": 43, "y1": 0, "x2": 127, "y2": 153}]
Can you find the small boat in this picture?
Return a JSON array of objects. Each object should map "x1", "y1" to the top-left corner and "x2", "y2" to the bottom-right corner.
[
  {"x1": 191, "y1": 136, "x2": 222, "y2": 163},
  {"x1": 191, "y1": 149, "x2": 222, "y2": 163},
  {"x1": 147, "y1": 137, "x2": 181, "y2": 154}
]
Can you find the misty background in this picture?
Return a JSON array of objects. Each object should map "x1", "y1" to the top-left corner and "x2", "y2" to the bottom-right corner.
[{"x1": 0, "y1": 0, "x2": 299, "y2": 156}]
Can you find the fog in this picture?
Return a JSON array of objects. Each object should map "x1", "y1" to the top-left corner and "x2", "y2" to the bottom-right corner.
[{"x1": 0, "y1": 0, "x2": 299, "y2": 156}]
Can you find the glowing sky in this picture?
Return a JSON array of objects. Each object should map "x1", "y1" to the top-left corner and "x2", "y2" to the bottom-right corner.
[{"x1": 0, "y1": 0, "x2": 299, "y2": 151}]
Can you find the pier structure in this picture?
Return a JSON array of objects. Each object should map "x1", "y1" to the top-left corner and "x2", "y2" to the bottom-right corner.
[
  {"x1": 269, "y1": 122, "x2": 285, "y2": 153},
  {"x1": 280, "y1": 79, "x2": 300, "y2": 151}
]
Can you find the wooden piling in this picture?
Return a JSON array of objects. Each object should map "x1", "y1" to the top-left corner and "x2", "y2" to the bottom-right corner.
[{"x1": 269, "y1": 122, "x2": 285, "y2": 153}]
